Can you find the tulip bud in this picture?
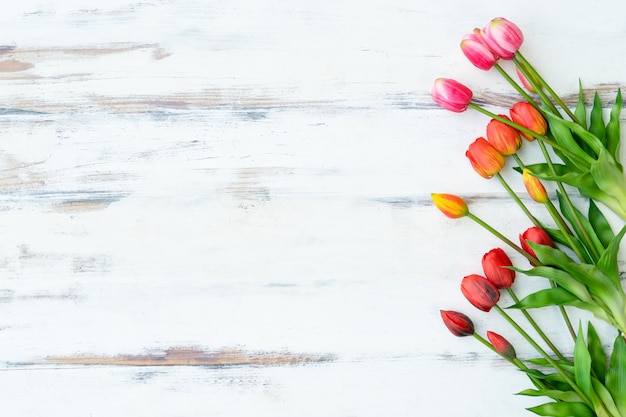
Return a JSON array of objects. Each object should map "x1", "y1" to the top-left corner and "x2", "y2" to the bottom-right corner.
[
  {"x1": 519, "y1": 226, "x2": 554, "y2": 259},
  {"x1": 482, "y1": 17, "x2": 524, "y2": 60},
  {"x1": 482, "y1": 248, "x2": 515, "y2": 289},
  {"x1": 522, "y1": 169, "x2": 548, "y2": 203},
  {"x1": 515, "y1": 67, "x2": 536, "y2": 93},
  {"x1": 431, "y1": 78, "x2": 473, "y2": 112},
  {"x1": 466, "y1": 137, "x2": 506, "y2": 179},
  {"x1": 461, "y1": 274, "x2": 500, "y2": 312},
  {"x1": 486, "y1": 115, "x2": 522, "y2": 156},
  {"x1": 431, "y1": 193, "x2": 469, "y2": 219},
  {"x1": 460, "y1": 29, "x2": 498, "y2": 71},
  {"x1": 510, "y1": 102, "x2": 547, "y2": 141},
  {"x1": 487, "y1": 331, "x2": 517, "y2": 360},
  {"x1": 440, "y1": 310, "x2": 475, "y2": 337}
]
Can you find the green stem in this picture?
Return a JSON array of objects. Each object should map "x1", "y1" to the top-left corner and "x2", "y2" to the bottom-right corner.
[
  {"x1": 494, "y1": 305, "x2": 592, "y2": 406},
  {"x1": 513, "y1": 57, "x2": 562, "y2": 117},
  {"x1": 496, "y1": 173, "x2": 541, "y2": 228},
  {"x1": 515, "y1": 51, "x2": 581, "y2": 125},
  {"x1": 493, "y1": 63, "x2": 540, "y2": 109},
  {"x1": 467, "y1": 103, "x2": 592, "y2": 169},
  {"x1": 467, "y1": 212, "x2": 537, "y2": 264},
  {"x1": 472, "y1": 332, "x2": 548, "y2": 389},
  {"x1": 536, "y1": 140, "x2": 601, "y2": 262},
  {"x1": 506, "y1": 288, "x2": 566, "y2": 360},
  {"x1": 544, "y1": 199, "x2": 590, "y2": 263}
]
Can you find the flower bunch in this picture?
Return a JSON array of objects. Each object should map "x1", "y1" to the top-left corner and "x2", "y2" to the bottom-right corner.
[{"x1": 433, "y1": 17, "x2": 626, "y2": 417}]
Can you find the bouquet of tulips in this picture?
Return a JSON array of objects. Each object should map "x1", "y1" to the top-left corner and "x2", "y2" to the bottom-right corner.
[{"x1": 433, "y1": 17, "x2": 626, "y2": 417}]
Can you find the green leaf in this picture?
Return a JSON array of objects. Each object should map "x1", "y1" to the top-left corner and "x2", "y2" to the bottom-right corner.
[
  {"x1": 597, "y1": 225, "x2": 626, "y2": 286},
  {"x1": 590, "y1": 91, "x2": 606, "y2": 143},
  {"x1": 587, "y1": 322, "x2": 607, "y2": 382},
  {"x1": 523, "y1": 163, "x2": 625, "y2": 217},
  {"x1": 606, "y1": 333, "x2": 626, "y2": 416},
  {"x1": 527, "y1": 401, "x2": 594, "y2": 417},
  {"x1": 545, "y1": 226, "x2": 593, "y2": 264},
  {"x1": 591, "y1": 377, "x2": 621, "y2": 417},
  {"x1": 574, "y1": 322, "x2": 592, "y2": 397},
  {"x1": 513, "y1": 264, "x2": 592, "y2": 303},
  {"x1": 590, "y1": 148, "x2": 626, "y2": 220},
  {"x1": 557, "y1": 190, "x2": 605, "y2": 258},
  {"x1": 526, "y1": 358, "x2": 575, "y2": 372},
  {"x1": 606, "y1": 89, "x2": 622, "y2": 165},
  {"x1": 548, "y1": 112, "x2": 605, "y2": 156},
  {"x1": 507, "y1": 287, "x2": 577, "y2": 309},
  {"x1": 575, "y1": 80, "x2": 588, "y2": 130},
  {"x1": 530, "y1": 243, "x2": 626, "y2": 329},
  {"x1": 518, "y1": 388, "x2": 581, "y2": 402},
  {"x1": 589, "y1": 199, "x2": 615, "y2": 248},
  {"x1": 544, "y1": 113, "x2": 596, "y2": 170}
]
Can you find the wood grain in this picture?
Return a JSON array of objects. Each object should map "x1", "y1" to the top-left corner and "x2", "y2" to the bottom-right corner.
[{"x1": 0, "y1": 1, "x2": 625, "y2": 416}]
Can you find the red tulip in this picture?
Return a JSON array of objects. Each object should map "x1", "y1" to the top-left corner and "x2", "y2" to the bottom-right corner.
[
  {"x1": 510, "y1": 102, "x2": 547, "y2": 141},
  {"x1": 440, "y1": 310, "x2": 475, "y2": 337},
  {"x1": 487, "y1": 331, "x2": 516, "y2": 359},
  {"x1": 460, "y1": 29, "x2": 498, "y2": 71},
  {"x1": 519, "y1": 226, "x2": 554, "y2": 259},
  {"x1": 482, "y1": 248, "x2": 515, "y2": 289},
  {"x1": 431, "y1": 193, "x2": 468, "y2": 219},
  {"x1": 486, "y1": 115, "x2": 522, "y2": 156},
  {"x1": 482, "y1": 17, "x2": 524, "y2": 60},
  {"x1": 461, "y1": 274, "x2": 500, "y2": 312},
  {"x1": 432, "y1": 78, "x2": 473, "y2": 112},
  {"x1": 466, "y1": 137, "x2": 505, "y2": 178}
]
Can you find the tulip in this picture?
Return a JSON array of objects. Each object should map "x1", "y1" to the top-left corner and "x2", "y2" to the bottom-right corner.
[
  {"x1": 431, "y1": 193, "x2": 468, "y2": 219},
  {"x1": 460, "y1": 29, "x2": 498, "y2": 70},
  {"x1": 519, "y1": 226, "x2": 554, "y2": 259},
  {"x1": 431, "y1": 78, "x2": 473, "y2": 112},
  {"x1": 461, "y1": 274, "x2": 500, "y2": 312},
  {"x1": 510, "y1": 102, "x2": 547, "y2": 141},
  {"x1": 487, "y1": 331, "x2": 517, "y2": 360},
  {"x1": 482, "y1": 17, "x2": 524, "y2": 60},
  {"x1": 486, "y1": 115, "x2": 522, "y2": 156},
  {"x1": 440, "y1": 310, "x2": 475, "y2": 337},
  {"x1": 482, "y1": 248, "x2": 515, "y2": 289},
  {"x1": 522, "y1": 169, "x2": 548, "y2": 203},
  {"x1": 466, "y1": 137, "x2": 505, "y2": 178},
  {"x1": 516, "y1": 67, "x2": 536, "y2": 93}
]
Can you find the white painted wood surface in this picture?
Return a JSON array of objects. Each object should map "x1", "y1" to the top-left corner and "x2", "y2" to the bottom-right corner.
[{"x1": 0, "y1": 1, "x2": 624, "y2": 415}]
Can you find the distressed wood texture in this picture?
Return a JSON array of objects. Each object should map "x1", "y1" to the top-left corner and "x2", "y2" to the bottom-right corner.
[{"x1": 0, "y1": 1, "x2": 625, "y2": 416}]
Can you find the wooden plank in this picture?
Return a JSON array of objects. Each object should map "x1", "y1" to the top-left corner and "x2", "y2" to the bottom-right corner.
[{"x1": 0, "y1": 1, "x2": 624, "y2": 416}]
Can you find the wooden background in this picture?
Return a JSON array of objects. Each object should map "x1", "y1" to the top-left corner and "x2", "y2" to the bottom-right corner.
[{"x1": 0, "y1": 1, "x2": 624, "y2": 415}]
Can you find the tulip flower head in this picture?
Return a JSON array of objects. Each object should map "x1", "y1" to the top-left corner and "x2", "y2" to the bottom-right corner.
[
  {"x1": 440, "y1": 310, "x2": 475, "y2": 337},
  {"x1": 510, "y1": 102, "x2": 547, "y2": 141},
  {"x1": 431, "y1": 78, "x2": 473, "y2": 112},
  {"x1": 461, "y1": 274, "x2": 500, "y2": 312},
  {"x1": 431, "y1": 193, "x2": 469, "y2": 219},
  {"x1": 482, "y1": 248, "x2": 515, "y2": 289},
  {"x1": 466, "y1": 137, "x2": 506, "y2": 179},
  {"x1": 460, "y1": 29, "x2": 498, "y2": 71},
  {"x1": 519, "y1": 226, "x2": 554, "y2": 260},
  {"x1": 516, "y1": 67, "x2": 536, "y2": 93},
  {"x1": 522, "y1": 169, "x2": 548, "y2": 203},
  {"x1": 482, "y1": 17, "x2": 524, "y2": 60},
  {"x1": 486, "y1": 115, "x2": 522, "y2": 156},
  {"x1": 487, "y1": 331, "x2": 517, "y2": 360}
]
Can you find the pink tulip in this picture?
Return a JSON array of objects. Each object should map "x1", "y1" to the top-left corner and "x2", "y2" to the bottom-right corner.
[
  {"x1": 483, "y1": 17, "x2": 524, "y2": 60},
  {"x1": 460, "y1": 29, "x2": 498, "y2": 70},
  {"x1": 516, "y1": 67, "x2": 536, "y2": 93},
  {"x1": 432, "y1": 78, "x2": 473, "y2": 112}
]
